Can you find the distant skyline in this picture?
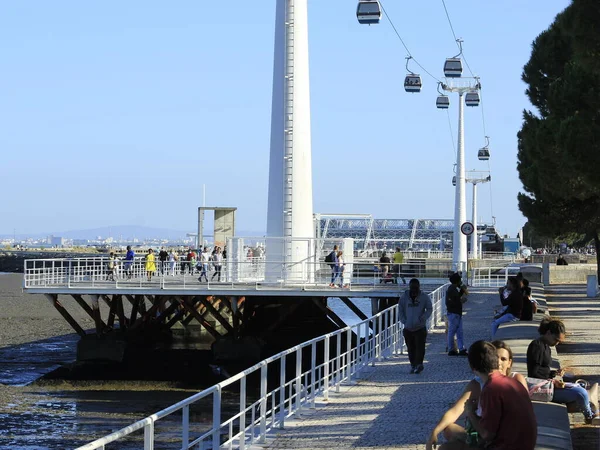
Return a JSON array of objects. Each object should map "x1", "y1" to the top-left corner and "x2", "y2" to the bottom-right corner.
[{"x1": 0, "y1": 1, "x2": 571, "y2": 237}]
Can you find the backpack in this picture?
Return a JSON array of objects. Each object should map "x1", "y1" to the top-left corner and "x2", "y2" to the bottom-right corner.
[{"x1": 325, "y1": 251, "x2": 335, "y2": 267}]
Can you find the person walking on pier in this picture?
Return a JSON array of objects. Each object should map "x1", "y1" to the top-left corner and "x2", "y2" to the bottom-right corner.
[
  {"x1": 446, "y1": 272, "x2": 468, "y2": 356},
  {"x1": 337, "y1": 250, "x2": 348, "y2": 288},
  {"x1": 211, "y1": 247, "x2": 223, "y2": 282},
  {"x1": 379, "y1": 251, "x2": 391, "y2": 283},
  {"x1": 168, "y1": 249, "x2": 177, "y2": 276},
  {"x1": 145, "y1": 248, "x2": 156, "y2": 282},
  {"x1": 198, "y1": 247, "x2": 210, "y2": 282},
  {"x1": 327, "y1": 245, "x2": 339, "y2": 287},
  {"x1": 393, "y1": 247, "x2": 406, "y2": 285},
  {"x1": 106, "y1": 252, "x2": 117, "y2": 281},
  {"x1": 158, "y1": 247, "x2": 169, "y2": 275},
  {"x1": 124, "y1": 245, "x2": 135, "y2": 279},
  {"x1": 398, "y1": 278, "x2": 432, "y2": 374}
]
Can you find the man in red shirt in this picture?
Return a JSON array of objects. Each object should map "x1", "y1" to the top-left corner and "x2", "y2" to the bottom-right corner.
[{"x1": 465, "y1": 340, "x2": 537, "y2": 450}]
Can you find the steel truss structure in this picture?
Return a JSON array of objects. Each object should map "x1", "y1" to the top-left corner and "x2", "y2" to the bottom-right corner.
[{"x1": 315, "y1": 214, "x2": 455, "y2": 250}]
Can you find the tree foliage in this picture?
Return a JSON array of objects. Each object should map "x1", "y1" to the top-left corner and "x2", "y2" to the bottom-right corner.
[{"x1": 517, "y1": 0, "x2": 600, "y2": 275}]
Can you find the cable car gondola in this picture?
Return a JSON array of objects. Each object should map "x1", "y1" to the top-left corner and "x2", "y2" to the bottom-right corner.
[
  {"x1": 436, "y1": 83, "x2": 449, "y2": 108},
  {"x1": 444, "y1": 58, "x2": 463, "y2": 78},
  {"x1": 404, "y1": 56, "x2": 422, "y2": 93},
  {"x1": 452, "y1": 176, "x2": 457, "y2": 186},
  {"x1": 436, "y1": 95, "x2": 449, "y2": 108},
  {"x1": 465, "y1": 91, "x2": 480, "y2": 107},
  {"x1": 356, "y1": 0, "x2": 381, "y2": 25},
  {"x1": 404, "y1": 74, "x2": 422, "y2": 93},
  {"x1": 478, "y1": 136, "x2": 490, "y2": 160}
]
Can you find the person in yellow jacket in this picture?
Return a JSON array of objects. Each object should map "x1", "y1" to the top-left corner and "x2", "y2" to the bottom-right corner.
[
  {"x1": 145, "y1": 248, "x2": 156, "y2": 281},
  {"x1": 393, "y1": 247, "x2": 406, "y2": 285}
]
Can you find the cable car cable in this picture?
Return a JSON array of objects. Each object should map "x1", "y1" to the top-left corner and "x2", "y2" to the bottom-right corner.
[
  {"x1": 379, "y1": 1, "x2": 442, "y2": 83},
  {"x1": 440, "y1": 0, "x2": 476, "y2": 78},
  {"x1": 440, "y1": 0, "x2": 460, "y2": 49}
]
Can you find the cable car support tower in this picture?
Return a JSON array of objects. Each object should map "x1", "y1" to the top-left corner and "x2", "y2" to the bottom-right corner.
[
  {"x1": 266, "y1": 0, "x2": 314, "y2": 275},
  {"x1": 441, "y1": 76, "x2": 481, "y2": 272}
]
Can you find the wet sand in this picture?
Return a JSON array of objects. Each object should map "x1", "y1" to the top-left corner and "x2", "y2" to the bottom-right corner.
[
  {"x1": 0, "y1": 273, "x2": 93, "y2": 349},
  {"x1": 0, "y1": 274, "x2": 222, "y2": 449}
]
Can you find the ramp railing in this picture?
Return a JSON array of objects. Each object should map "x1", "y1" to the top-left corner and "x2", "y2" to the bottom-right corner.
[{"x1": 76, "y1": 283, "x2": 450, "y2": 450}]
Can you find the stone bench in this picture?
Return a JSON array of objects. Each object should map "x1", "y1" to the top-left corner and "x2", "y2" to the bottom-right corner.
[{"x1": 494, "y1": 284, "x2": 573, "y2": 450}]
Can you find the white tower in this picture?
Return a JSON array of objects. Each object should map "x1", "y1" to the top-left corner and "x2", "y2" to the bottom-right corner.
[
  {"x1": 442, "y1": 78, "x2": 480, "y2": 273},
  {"x1": 266, "y1": 0, "x2": 314, "y2": 268}
]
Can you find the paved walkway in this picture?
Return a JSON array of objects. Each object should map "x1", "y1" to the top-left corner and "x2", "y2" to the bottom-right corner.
[
  {"x1": 263, "y1": 287, "x2": 499, "y2": 449},
  {"x1": 545, "y1": 285, "x2": 600, "y2": 449}
]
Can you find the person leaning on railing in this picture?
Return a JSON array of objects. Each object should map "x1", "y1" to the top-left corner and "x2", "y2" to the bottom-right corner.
[{"x1": 379, "y1": 251, "x2": 391, "y2": 283}]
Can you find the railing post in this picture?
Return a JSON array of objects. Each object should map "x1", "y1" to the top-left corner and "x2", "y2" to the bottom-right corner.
[
  {"x1": 360, "y1": 321, "x2": 366, "y2": 369},
  {"x1": 323, "y1": 335, "x2": 330, "y2": 401},
  {"x1": 393, "y1": 305, "x2": 399, "y2": 355},
  {"x1": 259, "y1": 363, "x2": 267, "y2": 443},
  {"x1": 346, "y1": 328, "x2": 352, "y2": 378},
  {"x1": 310, "y1": 341, "x2": 316, "y2": 408},
  {"x1": 335, "y1": 333, "x2": 341, "y2": 393},
  {"x1": 376, "y1": 314, "x2": 382, "y2": 361},
  {"x1": 240, "y1": 377, "x2": 247, "y2": 448},
  {"x1": 279, "y1": 354, "x2": 286, "y2": 429},
  {"x1": 182, "y1": 405, "x2": 189, "y2": 448},
  {"x1": 295, "y1": 347, "x2": 302, "y2": 416},
  {"x1": 144, "y1": 420, "x2": 154, "y2": 450},
  {"x1": 213, "y1": 386, "x2": 221, "y2": 450}
]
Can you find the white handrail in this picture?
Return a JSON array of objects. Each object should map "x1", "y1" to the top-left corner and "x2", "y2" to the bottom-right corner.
[
  {"x1": 76, "y1": 283, "x2": 450, "y2": 449},
  {"x1": 23, "y1": 256, "x2": 503, "y2": 290}
]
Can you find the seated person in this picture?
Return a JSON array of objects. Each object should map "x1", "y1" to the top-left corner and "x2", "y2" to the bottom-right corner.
[
  {"x1": 464, "y1": 341, "x2": 537, "y2": 450},
  {"x1": 491, "y1": 340, "x2": 528, "y2": 390},
  {"x1": 527, "y1": 318, "x2": 599, "y2": 423},
  {"x1": 491, "y1": 277, "x2": 523, "y2": 337},
  {"x1": 520, "y1": 279, "x2": 535, "y2": 321},
  {"x1": 426, "y1": 341, "x2": 529, "y2": 449}
]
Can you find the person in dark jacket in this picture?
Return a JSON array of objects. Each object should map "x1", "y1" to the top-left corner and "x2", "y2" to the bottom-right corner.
[
  {"x1": 398, "y1": 278, "x2": 433, "y2": 374},
  {"x1": 446, "y1": 272, "x2": 468, "y2": 356},
  {"x1": 491, "y1": 277, "x2": 523, "y2": 337},
  {"x1": 527, "y1": 318, "x2": 599, "y2": 423},
  {"x1": 520, "y1": 279, "x2": 535, "y2": 321}
]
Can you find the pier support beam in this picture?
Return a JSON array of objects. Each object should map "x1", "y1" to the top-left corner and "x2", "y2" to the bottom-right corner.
[{"x1": 45, "y1": 294, "x2": 86, "y2": 338}]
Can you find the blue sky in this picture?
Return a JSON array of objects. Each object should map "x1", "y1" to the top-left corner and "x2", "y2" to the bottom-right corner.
[{"x1": 0, "y1": 1, "x2": 570, "y2": 237}]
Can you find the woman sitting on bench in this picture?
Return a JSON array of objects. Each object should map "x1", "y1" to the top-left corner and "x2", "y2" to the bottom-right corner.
[
  {"x1": 426, "y1": 341, "x2": 527, "y2": 449},
  {"x1": 527, "y1": 318, "x2": 599, "y2": 424}
]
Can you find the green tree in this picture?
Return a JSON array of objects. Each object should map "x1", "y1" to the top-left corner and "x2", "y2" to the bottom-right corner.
[{"x1": 517, "y1": 0, "x2": 600, "y2": 278}]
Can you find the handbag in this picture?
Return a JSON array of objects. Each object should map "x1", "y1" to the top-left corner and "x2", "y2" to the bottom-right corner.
[{"x1": 526, "y1": 377, "x2": 554, "y2": 401}]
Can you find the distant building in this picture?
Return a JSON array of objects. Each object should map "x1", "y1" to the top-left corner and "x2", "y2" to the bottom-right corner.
[{"x1": 48, "y1": 235, "x2": 65, "y2": 247}]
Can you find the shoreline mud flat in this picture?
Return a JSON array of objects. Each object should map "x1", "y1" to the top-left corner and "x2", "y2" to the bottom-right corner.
[{"x1": 0, "y1": 274, "x2": 230, "y2": 449}]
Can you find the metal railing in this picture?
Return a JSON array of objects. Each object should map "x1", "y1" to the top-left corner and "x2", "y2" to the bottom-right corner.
[
  {"x1": 24, "y1": 256, "x2": 466, "y2": 290},
  {"x1": 76, "y1": 283, "x2": 450, "y2": 450},
  {"x1": 470, "y1": 266, "x2": 521, "y2": 287}
]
